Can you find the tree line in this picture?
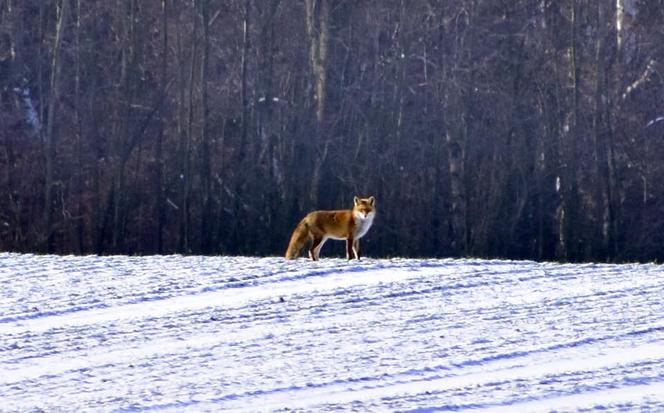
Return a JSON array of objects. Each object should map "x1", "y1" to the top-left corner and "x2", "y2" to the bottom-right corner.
[{"x1": 1, "y1": 0, "x2": 663, "y2": 262}]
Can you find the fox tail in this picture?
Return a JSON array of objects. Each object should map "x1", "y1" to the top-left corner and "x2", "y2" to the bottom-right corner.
[{"x1": 285, "y1": 219, "x2": 309, "y2": 259}]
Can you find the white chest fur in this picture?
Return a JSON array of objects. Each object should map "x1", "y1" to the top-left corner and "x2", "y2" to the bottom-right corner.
[{"x1": 353, "y1": 211, "x2": 375, "y2": 239}]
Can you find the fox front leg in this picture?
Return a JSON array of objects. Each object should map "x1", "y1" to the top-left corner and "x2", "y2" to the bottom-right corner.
[
  {"x1": 352, "y1": 239, "x2": 360, "y2": 260},
  {"x1": 346, "y1": 237, "x2": 355, "y2": 260}
]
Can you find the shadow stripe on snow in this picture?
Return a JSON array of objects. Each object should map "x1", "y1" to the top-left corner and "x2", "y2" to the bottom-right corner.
[
  {"x1": 114, "y1": 327, "x2": 664, "y2": 412},
  {"x1": 451, "y1": 325, "x2": 664, "y2": 369},
  {"x1": 399, "y1": 374, "x2": 664, "y2": 412}
]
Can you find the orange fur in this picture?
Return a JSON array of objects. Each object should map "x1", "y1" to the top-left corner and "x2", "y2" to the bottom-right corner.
[{"x1": 285, "y1": 196, "x2": 375, "y2": 260}]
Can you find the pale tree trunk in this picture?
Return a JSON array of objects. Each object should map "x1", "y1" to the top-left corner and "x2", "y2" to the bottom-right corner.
[
  {"x1": 155, "y1": 0, "x2": 168, "y2": 253},
  {"x1": 256, "y1": 0, "x2": 279, "y2": 157},
  {"x1": 556, "y1": 0, "x2": 581, "y2": 261},
  {"x1": 44, "y1": 0, "x2": 69, "y2": 252},
  {"x1": 38, "y1": 3, "x2": 46, "y2": 141},
  {"x1": 614, "y1": 0, "x2": 647, "y2": 260},
  {"x1": 445, "y1": 128, "x2": 468, "y2": 255},
  {"x1": 305, "y1": 0, "x2": 329, "y2": 206},
  {"x1": 240, "y1": 0, "x2": 250, "y2": 162},
  {"x1": 592, "y1": 0, "x2": 619, "y2": 261},
  {"x1": 305, "y1": 0, "x2": 329, "y2": 126},
  {"x1": 199, "y1": 0, "x2": 212, "y2": 253},
  {"x1": 111, "y1": 0, "x2": 137, "y2": 252},
  {"x1": 394, "y1": 0, "x2": 407, "y2": 163},
  {"x1": 179, "y1": 2, "x2": 199, "y2": 252},
  {"x1": 617, "y1": 0, "x2": 652, "y2": 101},
  {"x1": 616, "y1": 0, "x2": 637, "y2": 62},
  {"x1": 443, "y1": 1, "x2": 474, "y2": 256},
  {"x1": 73, "y1": 0, "x2": 84, "y2": 252}
]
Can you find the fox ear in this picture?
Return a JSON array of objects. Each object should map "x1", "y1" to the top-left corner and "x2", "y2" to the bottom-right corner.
[
  {"x1": 368, "y1": 196, "x2": 375, "y2": 206},
  {"x1": 354, "y1": 196, "x2": 360, "y2": 205}
]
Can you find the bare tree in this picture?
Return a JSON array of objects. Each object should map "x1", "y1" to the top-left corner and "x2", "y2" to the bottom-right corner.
[
  {"x1": 442, "y1": 2, "x2": 474, "y2": 256},
  {"x1": 43, "y1": 0, "x2": 70, "y2": 251},
  {"x1": 304, "y1": 0, "x2": 329, "y2": 206},
  {"x1": 557, "y1": 0, "x2": 581, "y2": 261},
  {"x1": 3, "y1": 0, "x2": 664, "y2": 262}
]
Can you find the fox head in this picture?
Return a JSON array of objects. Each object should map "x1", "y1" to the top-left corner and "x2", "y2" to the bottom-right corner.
[{"x1": 353, "y1": 196, "x2": 376, "y2": 219}]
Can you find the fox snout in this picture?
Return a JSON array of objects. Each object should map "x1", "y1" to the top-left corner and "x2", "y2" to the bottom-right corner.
[{"x1": 358, "y1": 210, "x2": 372, "y2": 219}]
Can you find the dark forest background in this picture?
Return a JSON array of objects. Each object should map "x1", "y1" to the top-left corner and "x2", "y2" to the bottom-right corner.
[{"x1": 1, "y1": 0, "x2": 664, "y2": 261}]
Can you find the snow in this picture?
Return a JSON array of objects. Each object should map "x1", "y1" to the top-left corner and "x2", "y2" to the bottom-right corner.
[
  {"x1": 2, "y1": 254, "x2": 664, "y2": 412},
  {"x1": 15, "y1": 86, "x2": 42, "y2": 137}
]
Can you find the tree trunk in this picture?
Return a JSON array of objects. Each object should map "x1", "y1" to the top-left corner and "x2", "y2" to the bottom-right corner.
[
  {"x1": 155, "y1": 0, "x2": 168, "y2": 253},
  {"x1": 240, "y1": 0, "x2": 251, "y2": 162},
  {"x1": 445, "y1": 127, "x2": 468, "y2": 256},
  {"x1": 74, "y1": 0, "x2": 84, "y2": 252},
  {"x1": 180, "y1": 2, "x2": 199, "y2": 253},
  {"x1": 44, "y1": 0, "x2": 70, "y2": 252},
  {"x1": 443, "y1": 1, "x2": 474, "y2": 257},
  {"x1": 557, "y1": 0, "x2": 581, "y2": 261},
  {"x1": 616, "y1": 0, "x2": 637, "y2": 62},
  {"x1": 305, "y1": 0, "x2": 329, "y2": 126},
  {"x1": 304, "y1": 0, "x2": 330, "y2": 206},
  {"x1": 591, "y1": 0, "x2": 619, "y2": 261},
  {"x1": 199, "y1": 0, "x2": 212, "y2": 253},
  {"x1": 111, "y1": 0, "x2": 138, "y2": 253}
]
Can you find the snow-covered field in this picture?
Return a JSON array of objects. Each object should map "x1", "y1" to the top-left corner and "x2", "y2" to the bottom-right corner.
[{"x1": 2, "y1": 253, "x2": 664, "y2": 412}]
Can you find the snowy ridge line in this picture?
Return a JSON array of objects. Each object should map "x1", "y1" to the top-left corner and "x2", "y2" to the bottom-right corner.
[
  {"x1": 1, "y1": 266, "x2": 436, "y2": 334},
  {"x1": 0, "y1": 258, "x2": 579, "y2": 334},
  {"x1": 200, "y1": 260, "x2": 395, "y2": 291},
  {"x1": 0, "y1": 260, "x2": 419, "y2": 324},
  {"x1": 208, "y1": 257, "x2": 534, "y2": 290},
  {"x1": 0, "y1": 255, "x2": 643, "y2": 315},
  {"x1": 0, "y1": 257, "x2": 613, "y2": 327},
  {"x1": 0, "y1": 261, "x2": 390, "y2": 324}
]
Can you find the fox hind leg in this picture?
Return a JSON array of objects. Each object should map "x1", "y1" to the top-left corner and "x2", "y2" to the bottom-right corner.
[{"x1": 310, "y1": 236, "x2": 327, "y2": 261}]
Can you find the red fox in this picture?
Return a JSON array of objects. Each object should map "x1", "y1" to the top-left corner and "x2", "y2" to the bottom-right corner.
[{"x1": 285, "y1": 196, "x2": 376, "y2": 260}]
